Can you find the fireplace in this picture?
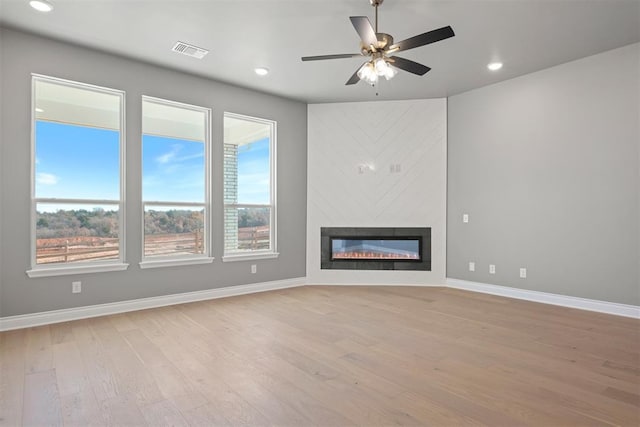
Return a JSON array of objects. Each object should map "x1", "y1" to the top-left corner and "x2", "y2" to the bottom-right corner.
[
  {"x1": 321, "y1": 227, "x2": 431, "y2": 271},
  {"x1": 331, "y1": 237, "x2": 422, "y2": 261}
]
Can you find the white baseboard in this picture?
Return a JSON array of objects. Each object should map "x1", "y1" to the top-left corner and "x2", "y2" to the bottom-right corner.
[
  {"x1": 306, "y1": 282, "x2": 443, "y2": 287},
  {"x1": 0, "y1": 277, "x2": 305, "y2": 332},
  {"x1": 3, "y1": 276, "x2": 636, "y2": 331},
  {"x1": 446, "y1": 278, "x2": 640, "y2": 319}
]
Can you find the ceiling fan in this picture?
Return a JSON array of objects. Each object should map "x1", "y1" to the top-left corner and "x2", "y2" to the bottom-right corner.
[{"x1": 301, "y1": 0, "x2": 455, "y2": 86}]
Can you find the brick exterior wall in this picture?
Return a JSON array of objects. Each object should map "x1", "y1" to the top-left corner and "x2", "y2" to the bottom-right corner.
[{"x1": 223, "y1": 143, "x2": 238, "y2": 252}]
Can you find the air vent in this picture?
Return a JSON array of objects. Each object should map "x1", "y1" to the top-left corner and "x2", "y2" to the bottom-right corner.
[{"x1": 171, "y1": 41, "x2": 209, "y2": 59}]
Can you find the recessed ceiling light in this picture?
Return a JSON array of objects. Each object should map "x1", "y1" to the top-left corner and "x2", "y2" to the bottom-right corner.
[
  {"x1": 487, "y1": 62, "x2": 503, "y2": 71},
  {"x1": 29, "y1": 0, "x2": 54, "y2": 12},
  {"x1": 35, "y1": 107, "x2": 44, "y2": 113},
  {"x1": 254, "y1": 67, "x2": 269, "y2": 76}
]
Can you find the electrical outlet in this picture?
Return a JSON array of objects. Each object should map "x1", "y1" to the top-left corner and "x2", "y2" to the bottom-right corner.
[
  {"x1": 72, "y1": 281, "x2": 82, "y2": 293},
  {"x1": 251, "y1": 264, "x2": 257, "y2": 274},
  {"x1": 520, "y1": 268, "x2": 527, "y2": 278},
  {"x1": 463, "y1": 213, "x2": 469, "y2": 223},
  {"x1": 489, "y1": 264, "x2": 496, "y2": 274},
  {"x1": 468, "y1": 262, "x2": 475, "y2": 272}
]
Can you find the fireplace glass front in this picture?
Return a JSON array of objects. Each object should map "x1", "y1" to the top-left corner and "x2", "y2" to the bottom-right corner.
[{"x1": 330, "y1": 237, "x2": 421, "y2": 261}]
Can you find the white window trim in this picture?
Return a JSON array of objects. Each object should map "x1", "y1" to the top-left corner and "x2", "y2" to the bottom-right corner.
[
  {"x1": 139, "y1": 256, "x2": 214, "y2": 270},
  {"x1": 28, "y1": 74, "x2": 127, "y2": 277},
  {"x1": 26, "y1": 262, "x2": 129, "y2": 278},
  {"x1": 223, "y1": 112, "x2": 277, "y2": 259},
  {"x1": 139, "y1": 96, "x2": 212, "y2": 265},
  {"x1": 221, "y1": 252, "x2": 280, "y2": 262}
]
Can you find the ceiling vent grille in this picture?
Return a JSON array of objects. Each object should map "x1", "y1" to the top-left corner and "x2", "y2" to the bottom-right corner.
[{"x1": 171, "y1": 41, "x2": 209, "y2": 59}]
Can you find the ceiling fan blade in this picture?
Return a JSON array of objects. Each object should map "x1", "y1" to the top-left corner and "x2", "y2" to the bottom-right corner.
[
  {"x1": 389, "y1": 26, "x2": 455, "y2": 53},
  {"x1": 301, "y1": 54, "x2": 362, "y2": 61},
  {"x1": 389, "y1": 56, "x2": 431, "y2": 76},
  {"x1": 350, "y1": 16, "x2": 378, "y2": 48},
  {"x1": 345, "y1": 63, "x2": 365, "y2": 85}
]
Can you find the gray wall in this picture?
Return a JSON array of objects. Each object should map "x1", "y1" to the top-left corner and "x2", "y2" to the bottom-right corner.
[
  {"x1": 447, "y1": 43, "x2": 640, "y2": 305},
  {"x1": 0, "y1": 28, "x2": 307, "y2": 318}
]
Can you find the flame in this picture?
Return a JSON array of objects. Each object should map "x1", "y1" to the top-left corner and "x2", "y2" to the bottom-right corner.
[{"x1": 333, "y1": 251, "x2": 419, "y2": 260}]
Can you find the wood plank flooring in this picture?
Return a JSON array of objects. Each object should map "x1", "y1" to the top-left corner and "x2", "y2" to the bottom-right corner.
[{"x1": 1, "y1": 285, "x2": 638, "y2": 426}]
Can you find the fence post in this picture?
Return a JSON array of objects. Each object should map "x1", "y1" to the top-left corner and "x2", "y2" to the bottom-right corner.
[
  {"x1": 65, "y1": 240, "x2": 69, "y2": 262},
  {"x1": 194, "y1": 229, "x2": 200, "y2": 254},
  {"x1": 251, "y1": 227, "x2": 257, "y2": 249}
]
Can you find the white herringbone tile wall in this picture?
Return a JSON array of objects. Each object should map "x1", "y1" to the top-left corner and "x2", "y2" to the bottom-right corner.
[{"x1": 307, "y1": 99, "x2": 447, "y2": 285}]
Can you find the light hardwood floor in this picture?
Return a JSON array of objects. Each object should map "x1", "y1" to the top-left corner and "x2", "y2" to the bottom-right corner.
[{"x1": 1, "y1": 285, "x2": 639, "y2": 426}]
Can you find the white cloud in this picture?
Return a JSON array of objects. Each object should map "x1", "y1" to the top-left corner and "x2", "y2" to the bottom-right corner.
[
  {"x1": 156, "y1": 146, "x2": 204, "y2": 166},
  {"x1": 36, "y1": 172, "x2": 59, "y2": 185},
  {"x1": 156, "y1": 145, "x2": 182, "y2": 164},
  {"x1": 156, "y1": 151, "x2": 176, "y2": 164},
  {"x1": 177, "y1": 152, "x2": 204, "y2": 162}
]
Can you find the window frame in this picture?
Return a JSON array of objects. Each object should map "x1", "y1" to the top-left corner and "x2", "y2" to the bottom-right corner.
[
  {"x1": 138, "y1": 96, "x2": 213, "y2": 269},
  {"x1": 222, "y1": 112, "x2": 278, "y2": 262},
  {"x1": 27, "y1": 74, "x2": 128, "y2": 278}
]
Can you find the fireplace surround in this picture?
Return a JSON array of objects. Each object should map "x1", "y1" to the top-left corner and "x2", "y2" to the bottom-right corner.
[{"x1": 321, "y1": 227, "x2": 431, "y2": 271}]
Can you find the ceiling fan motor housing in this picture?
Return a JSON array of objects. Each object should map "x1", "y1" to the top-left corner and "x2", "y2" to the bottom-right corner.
[{"x1": 360, "y1": 33, "x2": 394, "y2": 55}]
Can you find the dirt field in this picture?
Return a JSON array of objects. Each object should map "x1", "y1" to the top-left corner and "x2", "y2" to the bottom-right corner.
[{"x1": 36, "y1": 227, "x2": 270, "y2": 264}]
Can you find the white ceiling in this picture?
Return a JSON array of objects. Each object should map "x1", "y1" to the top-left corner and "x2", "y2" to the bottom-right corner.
[{"x1": 1, "y1": 0, "x2": 639, "y2": 103}]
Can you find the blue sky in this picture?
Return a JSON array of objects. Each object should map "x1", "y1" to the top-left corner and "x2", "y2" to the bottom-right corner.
[
  {"x1": 237, "y1": 138, "x2": 270, "y2": 204},
  {"x1": 143, "y1": 134, "x2": 205, "y2": 203},
  {"x1": 35, "y1": 121, "x2": 271, "y2": 210},
  {"x1": 35, "y1": 121, "x2": 120, "y2": 200}
]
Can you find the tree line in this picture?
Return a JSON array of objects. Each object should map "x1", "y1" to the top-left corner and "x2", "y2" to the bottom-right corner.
[
  {"x1": 36, "y1": 207, "x2": 268, "y2": 238},
  {"x1": 37, "y1": 208, "x2": 119, "y2": 239}
]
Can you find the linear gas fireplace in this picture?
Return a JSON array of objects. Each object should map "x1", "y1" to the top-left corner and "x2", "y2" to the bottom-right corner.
[
  {"x1": 331, "y1": 237, "x2": 421, "y2": 261},
  {"x1": 321, "y1": 227, "x2": 431, "y2": 271}
]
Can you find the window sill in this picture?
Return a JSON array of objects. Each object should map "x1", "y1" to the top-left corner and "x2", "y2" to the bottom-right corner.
[
  {"x1": 222, "y1": 252, "x2": 279, "y2": 262},
  {"x1": 26, "y1": 262, "x2": 129, "y2": 278},
  {"x1": 139, "y1": 257, "x2": 214, "y2": 270}
]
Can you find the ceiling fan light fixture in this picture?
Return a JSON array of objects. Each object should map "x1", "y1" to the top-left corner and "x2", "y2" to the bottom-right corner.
[
  {"x1": 383, "y1": 64, "x2": 397, "y2": 80},
  {"x1": 29, "y1": 0, "x2": 53, "y2": 12},
  {"x1": 374, "y1": 57, "x2": 388, "y2": 75},
  {"x1": 374, "y1": 57, "x2": 397, "y2": 80},
  {"x1": 357, "y1": 62, "x2": 378, "y2": 85}
]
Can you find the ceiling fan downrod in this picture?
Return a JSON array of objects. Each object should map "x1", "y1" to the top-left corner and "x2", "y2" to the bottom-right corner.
[{"x1": 370, "y1": 0, "x2": 383, "y2": 33}]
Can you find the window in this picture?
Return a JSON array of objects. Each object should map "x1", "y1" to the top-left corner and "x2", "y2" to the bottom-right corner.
[
  {"x1": 28, "y1": 75, "x2": 126, "y2": 277},
  {"x1": 223, "y1": 113, "x2": 277, "y2": 260},
  {"x1": 140, "y1": 97, "x2": 212, "y2": 268}
]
